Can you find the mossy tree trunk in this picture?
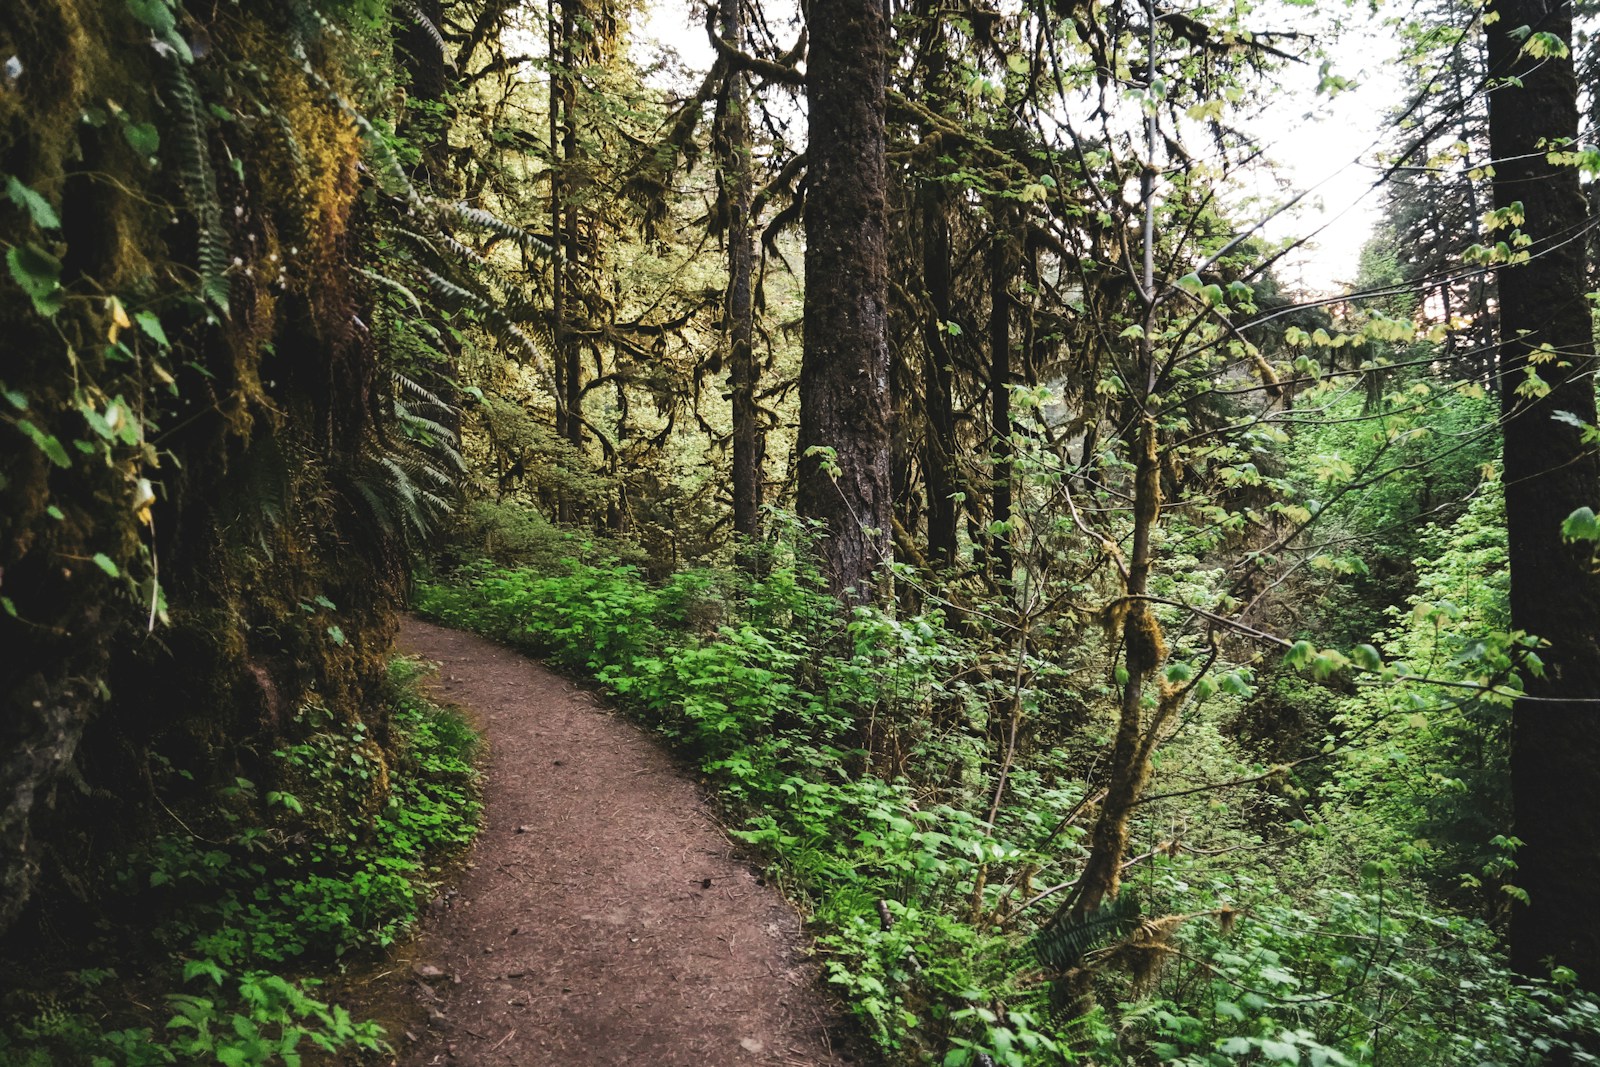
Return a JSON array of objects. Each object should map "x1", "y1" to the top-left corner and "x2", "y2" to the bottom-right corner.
[
  {"x1": 1484, "y1": 0, "x2": 1600, "y2": 985},
  {"x1": 797, "y1": 0, "x2": 893, "y2": 603},
  {"x1": 717, "y1": 0, "x2": 763, "y2": 545}
]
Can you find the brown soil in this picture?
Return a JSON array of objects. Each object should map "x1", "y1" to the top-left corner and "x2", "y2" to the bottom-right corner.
[{"x1": 369, "y1": 617, "x2": 858, "y2": 1066}]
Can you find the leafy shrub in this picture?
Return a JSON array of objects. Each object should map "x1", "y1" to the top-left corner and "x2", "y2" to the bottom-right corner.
[
  {"x1": 0, "y1": 657, "x2": 480, "y2": 1066},
  {"x1": 415, "y1": 525, "x2": 1599, "y2": 1066}
]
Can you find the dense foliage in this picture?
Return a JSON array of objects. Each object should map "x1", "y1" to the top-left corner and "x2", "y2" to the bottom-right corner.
[
  {"x1": 0, "y1": 658, "x2": 480, "y2": 1065},
  {"x1": 7, "y1": 0, "x2": 1600, "y2": 1061},
  {"x1": 417, "y1": 536, "x2": 1599, "y2": 1064}
]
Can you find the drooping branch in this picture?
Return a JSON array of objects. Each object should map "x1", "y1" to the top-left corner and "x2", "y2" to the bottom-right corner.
[{"x1": 703, "y1": 7, "x2": 806, "y2": 86}]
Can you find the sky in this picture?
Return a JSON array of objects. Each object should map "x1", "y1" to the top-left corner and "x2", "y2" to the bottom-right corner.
[
  {"x1": 633, "y1": 1, "x2": 1398, "y2": 295},
  {"x1": 1250, "y1": 8, "x2": 1404, "y2": 293}
]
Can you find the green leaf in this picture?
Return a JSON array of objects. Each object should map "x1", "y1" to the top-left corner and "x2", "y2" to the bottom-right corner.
[
  {"x1": 4, "y1": 176, "x2": 61, "y2": 230},
  {"x1": 327, "y1": 625, "x2": 347, "y2": 647},
  {"x1": 1260, "y1": 965, "x2": 1299, "y2": 988},
  {"x1": 92, "y1": 553, "x2": 120, "y2": 578},
  {"x1": 135, "y1": 310, "x2": 170, "y2": 347},
  {"x1": 1218, "y1": 672, "x2": 1253, "y2": 698},
  {"x1": 1561, "y1": 506, "x2": 1600, "y2": 542},
  {"x1": 182, "y1": 958, "x2": 225, "y2": 986},
  {"x1": 122, "y1": 121, "x2": 160, "y2": 157},
  {"x1": 16, "y1": 419, "x2": 71, "y2": 467},
  {"x1": 1310, "y1": 649, "x2": 1350, "y2": 681},
  {"x1": 126, "y1": 0, "x2": 176, "y2": 34},
  {"x1": 1261, "y1": 1037, "x2": 1301, "y2": 1063},
  {"x1": 6, "y1": 243, "x2": 64, "y2": 316},
  {"x1": 124, "y1": 0, "x2": 194, "y2": 62},
  {"x1": 1522, "y1": 30, "x2": 1570, "y2": 59}
]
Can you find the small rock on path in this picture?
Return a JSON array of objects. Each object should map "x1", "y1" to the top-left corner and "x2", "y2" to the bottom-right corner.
[{"x1": 391, "y1": 617, "x2": 854, "y2": 1066}]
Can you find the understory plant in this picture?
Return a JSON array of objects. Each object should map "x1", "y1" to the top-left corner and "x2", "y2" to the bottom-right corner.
[
  {"x1": 0, "y1": 657, "x2": 481, "y2": 1067},
  {"x1": 416, "y1": 522, "x2": 1600, "y2": 1066}
]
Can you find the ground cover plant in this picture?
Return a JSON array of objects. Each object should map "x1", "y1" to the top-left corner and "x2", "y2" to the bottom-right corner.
[
  {"x1": 416, "y1": 527, "x2": 1600, "y2": 1065},
  {"x1": 0, "y1": 657, "x2": 481, "y2": 1066}
]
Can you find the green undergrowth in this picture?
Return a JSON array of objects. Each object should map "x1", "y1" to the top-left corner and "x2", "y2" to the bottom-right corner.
[
  {"x1": 415, "y1": 533, "x2": 1600, "y2": 1067},
  {"x1": 0, "y1": 657, "x2": 482, "y2": 1067}
]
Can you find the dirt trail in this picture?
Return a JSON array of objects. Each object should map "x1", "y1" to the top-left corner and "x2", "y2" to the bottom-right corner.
[{"x1": 387, "y1": 617, "x2": 855, "y2": 1066}]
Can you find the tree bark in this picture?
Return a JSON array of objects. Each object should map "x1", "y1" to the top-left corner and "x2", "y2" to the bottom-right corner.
[
  {"x1": 1067, "y1": 417, "x2": 1163, "y2": 918},
  {"x1": 718, "y1": 0, "x2": 763, "y2": 544},
  {"x1": 559, "y1": 3, "x2": 582, "y2": 459},
  {"x1": 549, "y1": 0, "x2": 583, "y2": 523},
  {"x1": 797, "y1": 0, "x2": 893, "y2": 602},
  {"x1": 988, "y1": 213, "x2": 1016, "y2": 586},
  {"x1": 921, "y1": 188, "x2": 958, "y2": 567},
  {"x1": 1485, "y1": 0, "x2": 1600, "y2": 983}
]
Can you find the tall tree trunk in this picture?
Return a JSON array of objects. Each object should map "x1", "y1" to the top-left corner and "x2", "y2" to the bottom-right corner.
[
  {"x1": 398, "y1": 0, "x2": 453, "y2": 186},
  {"x1": 921, "y1": 188, "x2": 957, "y2": 567},
  {"x1": 718, "y1": 0, "x2": 763, "y2": 544},
  {"x1": 549, "y1": 0, "x2": 567, "y2": 448},
  {"x1": 1485, "y1": 0, "x2": 1600, "y2": 984},
  {"x1": 549, "y1": 0, "x2": 582, "y2": 523},
  {"x1": 988, "y1": 213, "x2": 1016, "y2": 586},
  {"x1": 1062, "y1": 2, "x2": 1169, "y2": 924},
  {"x1": 560, "y1": 3, "x2": 583, "y2": 458},
  {"x1": 798, "y1": 0, "x2": 893, "y2": 602}
]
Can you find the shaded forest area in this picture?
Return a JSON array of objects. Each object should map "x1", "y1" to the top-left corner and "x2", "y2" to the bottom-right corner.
[{"x1": 3, "y1": 0, "x2": 1600, "y2": 1063}]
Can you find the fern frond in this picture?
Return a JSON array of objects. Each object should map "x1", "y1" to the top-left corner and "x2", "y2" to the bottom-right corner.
[
  {"x1": 163, "y1": 60, "x2": 230, "y2": 313},
  {"x1": 359, "y1": 268, "x2": 427, "y2": 316},
  {"x1": 436, "y1": 229, "x2": 490, "y2": 266},
  {"x1": 399, "y1": 415, "x2": 466, "y2": 462},
  {"x1": 381, "y1": 225, "x2": 454, "y2": 272},
  {"x1": 420, "y1": 269, "x2": 556, "y2": 400},
  {"x1": 403, "y1": 1, "x2": 457, "y2": 69},
  {"x1": 309, "y1": 69, "x2": 425, "y2": 208},
  {"x1": 393, "y1": 370, "x2": 449, "y2": 411},
  {"x1": 1033, "y1": 895, "x2": 1141, "y2": 972},
  {"x1": 362, "y1": 270, "x2": 450, "y2": 349},
  {"x1": 434, "y1": 202, "x2": 553, "y2": 257}
]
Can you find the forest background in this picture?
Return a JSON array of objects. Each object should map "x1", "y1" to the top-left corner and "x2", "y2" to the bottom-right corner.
[{"x1": 3, "y1": 0, "x2": 1600, "y2": 1063}]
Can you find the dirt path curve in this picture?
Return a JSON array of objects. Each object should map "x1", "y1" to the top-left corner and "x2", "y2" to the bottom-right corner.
[{"x1": 391, "y1": 617, "x2": 855, "y2": 1066}]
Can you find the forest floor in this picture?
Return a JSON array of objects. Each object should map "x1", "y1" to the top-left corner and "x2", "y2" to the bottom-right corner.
[{"x1": 347, "y1": 617, "x2": 857, "y2": 1066}]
